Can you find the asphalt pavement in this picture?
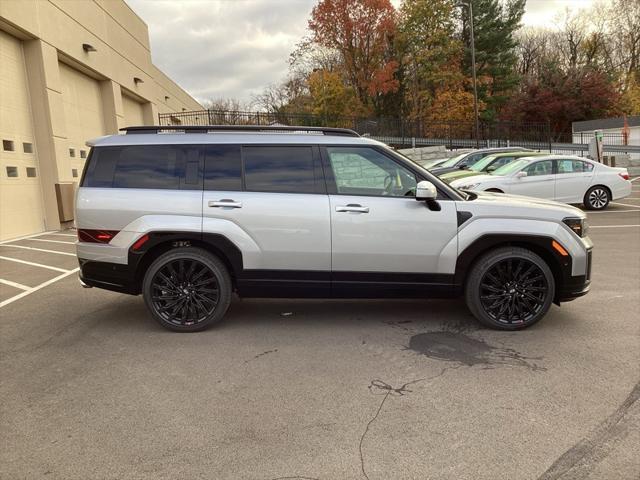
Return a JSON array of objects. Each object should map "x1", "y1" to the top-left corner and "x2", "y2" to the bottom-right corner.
[{"x1": 1, "y1": 183, "x2": 639, "y2": 480}]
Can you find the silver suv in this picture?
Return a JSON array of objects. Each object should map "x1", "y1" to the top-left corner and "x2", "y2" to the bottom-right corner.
[{"x1": 76, "y1": 125, "x2": 593, "y2": 332}]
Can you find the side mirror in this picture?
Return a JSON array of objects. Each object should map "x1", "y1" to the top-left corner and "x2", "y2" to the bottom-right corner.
[
  {"x1": 415, "y1": 180, "x2": 437, "y2": 200},
  {"x1": 516, "y1": 171, "x2": 528, "y2": 179},
  {"x1": 486, "y1": 165, "x2": 497, "y2": 172}
]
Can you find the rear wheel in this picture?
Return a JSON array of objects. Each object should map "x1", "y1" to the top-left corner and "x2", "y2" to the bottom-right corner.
[
  {"x1": 584, "y1": 185, "x2": 610, "y2": 210},
  {"x1": 142, "y1": 247, "x2": 232, "y2": 332},
  {"x1": 465, "y1": 247, "x2": 555, "y2": 330}
]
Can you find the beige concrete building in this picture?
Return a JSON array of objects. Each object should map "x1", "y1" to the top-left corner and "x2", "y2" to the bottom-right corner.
[{"x1": 0, "y1": 0, "x2": 202, "y2": 240}]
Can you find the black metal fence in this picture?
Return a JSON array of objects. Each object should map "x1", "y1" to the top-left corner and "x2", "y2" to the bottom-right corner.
[{"x1": 158, "y1": 109, "x2": 629, "y2": 150}]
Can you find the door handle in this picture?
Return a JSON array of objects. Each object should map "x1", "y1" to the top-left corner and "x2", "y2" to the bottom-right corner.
[
  {"x1": 208, "y1": 199, "x2": 242, "y2": 208},
  {"x1": 335, "y1": 204, "x2": 369, "y2": 213}
]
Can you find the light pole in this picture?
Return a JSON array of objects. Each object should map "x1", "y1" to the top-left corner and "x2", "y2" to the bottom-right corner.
[{"x1": 457, "y1": 1, "x2": 479, "y2": 147}]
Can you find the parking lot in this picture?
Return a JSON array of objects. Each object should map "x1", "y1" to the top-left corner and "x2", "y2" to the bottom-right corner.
[{"x1": 1, "y1": 182, "x2": 639, "y2": 480}]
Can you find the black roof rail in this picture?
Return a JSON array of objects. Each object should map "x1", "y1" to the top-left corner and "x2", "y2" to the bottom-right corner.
[{"x1": 119, "y1": 125, "x2": 360, "y2": 137}]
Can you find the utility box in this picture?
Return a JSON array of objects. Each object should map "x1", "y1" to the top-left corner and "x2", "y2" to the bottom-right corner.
[{"x1": 55, "y1": 182, "x2": 76, "y2": 222}]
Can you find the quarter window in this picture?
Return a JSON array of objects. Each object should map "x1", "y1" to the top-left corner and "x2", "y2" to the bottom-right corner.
[
  {"x1": 204, "y1": 145, "x2": 242, "y2": 191},
  {"x1": 82, "y1": 146, "x2": 201, "y2": 190},
  {"x1": 243, "y1": 146, "x2": 315, "y2": 194},
  {"x1": 523, "y1": 160, "x2": 553, "y2": 177},
  {"x1": 326, "y1": 147, "x2": 416, "y2": 197}
]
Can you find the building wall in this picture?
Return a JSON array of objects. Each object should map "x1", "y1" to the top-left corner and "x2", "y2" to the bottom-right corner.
[{"x1": 0, "y1": 0, "x2": 202, "y2": 240}]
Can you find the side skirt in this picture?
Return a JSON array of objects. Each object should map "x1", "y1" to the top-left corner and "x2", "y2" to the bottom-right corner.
[{"x1": 236, "y1": 270, "x2": 460, "y2": 299}]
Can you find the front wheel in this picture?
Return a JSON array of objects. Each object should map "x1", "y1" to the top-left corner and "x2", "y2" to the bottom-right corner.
[
  {"x1": 584, "y1": 186, "x2": 610, "y2": 210},
  {"x1": 465, "y1": 247, "x2": 555, "y2": 330},
  {"x1": 142, "y1": 247, "x2": 232, "y2": 332}
]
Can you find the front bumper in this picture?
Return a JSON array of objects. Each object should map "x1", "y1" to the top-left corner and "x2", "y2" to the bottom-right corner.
[{"x1": 556, "y1": 248, "x2": 592, "y2": 302}]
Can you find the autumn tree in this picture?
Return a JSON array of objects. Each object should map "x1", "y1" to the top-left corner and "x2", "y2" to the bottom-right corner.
[
  {"x1": 308, "y1": 0, "x2": 399, "y2": 115},
  {"x1": 397, "y1": 0, "x2": 461, "y2": 121},
  {"x1": 502, "y1": 68, "x2": 621, "y2": 139}
]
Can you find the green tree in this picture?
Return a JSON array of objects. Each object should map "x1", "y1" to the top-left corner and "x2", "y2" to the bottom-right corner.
[
  {"x1": 397, "y1": 0, "x2": 462, "y2": 121},
  {"x1": 460, "y1": 0, "x2": 526, "y2": 120}
]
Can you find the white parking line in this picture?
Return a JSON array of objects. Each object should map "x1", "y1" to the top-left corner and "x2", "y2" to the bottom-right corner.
[
  {"x1": 0, "y1": 278, "x2": 30, "y2": 291},
  {"x1": 611, "y1": 202, "x2": 640, "y2": 209},
  {"x1": 1, "y1": 244, "x2": 76, "y2": 256},
  {"x1": 0, "y1": 231, "x2": 57, "y2": 245},
  {"x1": 0, "y1": 256, "x2": 69, "y2": 273},
  {"x1": 590, "y1": 225, "x2": 640, "y2": 229},
  {"x1": 25, "y1": 238, "x2": 76, "y2": 245},
  {"x1": 41, "y1": 233, "x2": 76, "y2": 238},
  {"x1": 0, "y1": 268, "x2": 80, "y2": 308},
  {"x1": 587, "y1": 209, "x2": 640, "y2": 214},
  {"x1": 630, "y1": 177, "x2": 640, "y2": 182}
]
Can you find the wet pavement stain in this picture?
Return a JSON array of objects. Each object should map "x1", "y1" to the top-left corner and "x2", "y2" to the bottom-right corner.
[{"x1": 408, "y1": 331, "x2": 545, "y2": 371}]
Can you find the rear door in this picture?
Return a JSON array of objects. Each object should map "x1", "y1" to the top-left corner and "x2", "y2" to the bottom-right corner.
[
  {"x1": 508, "y1": 160, "x2": 555, "y2": 199},
  {"x1": 554, "y1": 159, "x2": 595, "y2": 203},
  {"x1": 202, "y1": 144, "x2": 331, "y2": 292}
]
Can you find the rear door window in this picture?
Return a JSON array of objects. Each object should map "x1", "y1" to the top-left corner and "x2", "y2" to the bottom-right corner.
[
  {"x1": 242, "y1": 146, "x2": 316, "y2": 194},
  {"x1": 204, "y1": 145, "x2": 242, "y2": 191}
]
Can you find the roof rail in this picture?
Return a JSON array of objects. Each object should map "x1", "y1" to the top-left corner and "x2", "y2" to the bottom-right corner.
[{"x1": 119, "y1": 125, "x2": 360, "y2": 137}]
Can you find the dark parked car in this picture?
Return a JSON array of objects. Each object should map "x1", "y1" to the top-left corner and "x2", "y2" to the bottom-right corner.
[{"x1": 430, "y1": 147, "x2": 535, "y2": 176}]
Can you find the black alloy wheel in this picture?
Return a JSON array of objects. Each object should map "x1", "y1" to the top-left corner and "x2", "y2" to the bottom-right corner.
[
  {"x1": 143, "y1": 247, "x2": 232, "y2": 332},
  {"x1": 479, "y1": 258, "x2": 548, "y2": 325},
  {"x1": 465, "y1": 247, "x2": 555, "y2": 330}
]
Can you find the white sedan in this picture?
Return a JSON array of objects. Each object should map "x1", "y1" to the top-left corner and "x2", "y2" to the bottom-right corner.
[{"x1": 449, "y1": 155, "x2": 632, "y2": 210}]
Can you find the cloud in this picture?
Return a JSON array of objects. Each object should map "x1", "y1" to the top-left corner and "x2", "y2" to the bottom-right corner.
[
  {"x1": 127, "y1": 0, "x2": 316, "y2": 103},
  {"x1": 128, "y1": 0, "x2": 598, "y2": 105}
]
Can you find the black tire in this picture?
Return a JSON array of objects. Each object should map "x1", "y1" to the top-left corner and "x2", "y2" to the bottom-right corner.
[
  {"x1": 465, "y1": 247, "x2": 555, "y2": 330},
  {"x1": 485, "y1": 188, "x2": 504, "y2": 193},
  {"x1": 584, "y1": 185, "x2": 610, "y2": 210},
  {"x1": 142, "y1": 247, "x2": 232, "y2": 332}
]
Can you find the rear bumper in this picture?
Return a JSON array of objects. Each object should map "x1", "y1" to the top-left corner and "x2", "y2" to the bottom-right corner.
[{"x1": 78, "y1": 258, "x2": 138, "y2": 295}]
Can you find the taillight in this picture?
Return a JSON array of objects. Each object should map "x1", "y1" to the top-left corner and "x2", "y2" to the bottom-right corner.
[
  {"x1": 77, "y1": 229, "x2": 119, "y2": 244},
  {"x1": 619, "y1": 172, "x2": 630, "y2": 181}
]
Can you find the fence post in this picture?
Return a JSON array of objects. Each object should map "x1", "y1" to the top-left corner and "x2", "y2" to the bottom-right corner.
[{"x1": 546, "y1": 120, "x2": 552, "y2": 153}]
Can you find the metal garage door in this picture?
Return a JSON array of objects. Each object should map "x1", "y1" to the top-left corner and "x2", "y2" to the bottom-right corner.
[
  {"x1": 122, "y1": 93, "x2": 145, "y2": 127},
  {"x1": 0, "y1": 30, "x2": 45, "y2": 240},
  {"x1": 59, "y1": 62, "x2": 105, "y2": 183}
]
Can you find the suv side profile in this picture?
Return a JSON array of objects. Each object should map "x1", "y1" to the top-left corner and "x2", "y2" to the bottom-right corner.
[{"x1": 76, "y1": 126, "x2": 592, "y2": 332}]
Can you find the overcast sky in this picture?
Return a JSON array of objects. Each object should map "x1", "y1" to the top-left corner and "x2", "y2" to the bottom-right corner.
[{"x1": 126, "y1": 0, "x2": 596, "y2": 105}]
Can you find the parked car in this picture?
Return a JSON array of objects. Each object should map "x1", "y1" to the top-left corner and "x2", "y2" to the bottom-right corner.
[
  {"x1": 76, "y1": 126, "x2": 593, "y2": 332},
  {"x1": 430, "y1": 147, "x2": 535, "y2": 176},
  {"x1": 450, "y1": 155, "x2": 632, "y2": 210},
  {"x1": 418, "y1": 157, "x2": 454, "y2": 169},
  {"x1": 439, "y1": 151, "x2": 547, "y2": 184}
]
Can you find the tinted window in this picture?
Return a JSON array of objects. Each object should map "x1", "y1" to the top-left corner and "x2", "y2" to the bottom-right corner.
[
  {"x1": 204, "y1": 145, "x2": 242, "y2": 191},
  {"x1": 557, "y1": 159, "x2": 594, "y2": 174},
  {"x1": 243, "y1": 146, "x2": 315, "y2": 193},
  {"x1": 83, "y1": 146, "x2": 201, "y2": 189},
  {"x1": 524, "y1": 160, "x2": 553, "y2": 177},
  {"x1": 326, "y1": 146, "x2": 416, "y2": 197}
]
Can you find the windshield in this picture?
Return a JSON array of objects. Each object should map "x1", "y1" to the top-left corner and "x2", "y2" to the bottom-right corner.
[
  {"x1": 439, "y1": 152, "x2": 468, "y2": 168},
  {"x1": 470, "y1": 155, "x2": 497, "y2": 172},
  {"x1": 492, "y1": 158, "x2": 529, "y2": 176}
]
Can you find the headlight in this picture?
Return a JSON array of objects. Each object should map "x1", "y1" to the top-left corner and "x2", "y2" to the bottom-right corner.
[
  {"x1": 457, "y1": 183, "x2": 481, "y2": 190},
  {"x1": 563, "y1": 217, "x2": 588, "y2": 237}
]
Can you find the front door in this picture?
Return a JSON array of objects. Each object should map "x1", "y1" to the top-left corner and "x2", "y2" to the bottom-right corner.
[
  {"x1": 323, "y1": 146, "x2": 459, "y2": 296},
  {"x1": 508, "y1": 160, "x2": 555, "y2": 199}
]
